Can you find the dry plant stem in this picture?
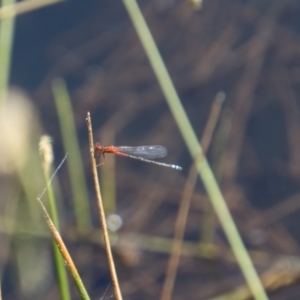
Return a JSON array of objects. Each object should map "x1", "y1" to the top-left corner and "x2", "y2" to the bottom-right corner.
[
  {"x1": 209, "y1": 261, "x2": 298, "y2": 300},
  {"x1": 160, "y1": 94, "x2": 224, "y2": 300},
  {"x1": 0, "y1": 0, "x2": 63, "y2": 20},
  {"x1": 123, "y1": 1, "x2": 268, "y2": 299},
  {"x1": 86, "y1": 112, "x2": 123, "y2": 300},
  {"x1": 0, "y1": 277, "x2": 2, "y2": 300},
  {"x1": 37, "y1": 198, "x2": 90, "y2": 300},
  {"x1": 200, "y1": 93, "x2": 226, "y2": 246}
]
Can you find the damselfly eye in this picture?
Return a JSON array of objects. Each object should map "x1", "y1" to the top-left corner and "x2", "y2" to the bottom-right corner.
[{"x1": 94, "y1": 142, "x2": 101, "y2": 149}]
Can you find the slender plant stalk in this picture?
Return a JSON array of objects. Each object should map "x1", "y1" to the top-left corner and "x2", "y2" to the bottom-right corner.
[
  {"x1": 122, "y1": 1, "x2": 268, "y2": 299},
  {"x1": 160, "y1": 94, "x2": 225, "y2": 300},
  {"x1": 52, "y1": 78, "x2": 91, "y2": 233},
  {"x1": 39, "y1": 136, "x2": 71, "y2": 300},
  {"x1": 86, "y1": 112, "x2": 122, "y2": 300},
  {"x1": 37, "y1": 196, "x2": 91, "y2": 300},
  {"x1": 200, "y1": 103, "x2": 231, "y2": 247},
  {"x1": 0, "y1": 0, "x2": 63, "y2": 20},
  {"x1": 0, "y1": 0, "x2": 15, "y2": 105},
  {"x1": 44, "y1": 170, "x2": 71, "y2": 300}
]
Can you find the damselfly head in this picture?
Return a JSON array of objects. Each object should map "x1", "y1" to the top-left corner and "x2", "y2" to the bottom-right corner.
[{"x1": 94, "y1": 142, "x2": 102, "y2": 156}]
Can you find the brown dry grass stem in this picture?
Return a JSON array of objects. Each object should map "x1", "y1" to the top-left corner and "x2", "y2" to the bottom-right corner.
[
  {"x1": 160, "y1": 93, "x2": 225, "y2": 300},
  {"x1": 86, "y1": 112, "x2": 123, "y2": 300},
  {"x1": 36, "y1": 197, "x2": 90, "y2": 300}
]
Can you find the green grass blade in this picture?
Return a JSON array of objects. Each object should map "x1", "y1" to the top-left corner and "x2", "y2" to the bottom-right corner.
[
  {"x1": 44, "y1": 172, "x2": 71, "y2": 300},
  {"x1": 122, "y1": 1, "x2": 268, "y2": 299},
  {"x1": 39, "y1": 135, "x2": 71, "y2": 300},
  {"x1": 52, "y1": 78, "x2": 92, "y2": 232}
]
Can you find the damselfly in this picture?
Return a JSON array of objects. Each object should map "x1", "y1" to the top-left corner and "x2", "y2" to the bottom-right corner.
[{"x1": 94, "y1": 143, "x2": 182, "y2": 171}]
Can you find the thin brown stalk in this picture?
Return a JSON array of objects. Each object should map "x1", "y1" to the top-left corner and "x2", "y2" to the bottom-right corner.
[
  {"x1": 86, "y1": 112, "x2": 123, "y2": 300},
  {"x1": 200, "y1": 94, "x2": 227, "y2": 246},
  {"x1": 160, "y1": 93, "x2": 225, "y2": 300},
  {"x1": 36, "y1": 197, "x2": 90, "y2": 300}
]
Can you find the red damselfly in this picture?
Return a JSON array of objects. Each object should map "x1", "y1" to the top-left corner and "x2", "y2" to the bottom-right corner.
[{"x1": 94, "y1": 142, "x2": 182, "y2": 171}]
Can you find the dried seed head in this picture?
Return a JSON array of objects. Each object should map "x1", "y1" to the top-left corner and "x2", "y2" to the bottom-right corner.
[{"x1": 39, "y1": 135, "x2": 54, "y2": 175}]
